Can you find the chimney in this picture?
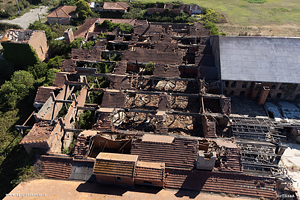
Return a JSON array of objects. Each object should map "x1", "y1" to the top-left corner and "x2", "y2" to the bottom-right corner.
[{"x1": 64, "y1": 28, "x2": 74, "y2": 44}]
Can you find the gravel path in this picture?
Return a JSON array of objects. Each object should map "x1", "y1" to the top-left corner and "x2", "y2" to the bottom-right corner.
[{"x1": 0, "y1": 6, "x2": 49, "y2": 29}]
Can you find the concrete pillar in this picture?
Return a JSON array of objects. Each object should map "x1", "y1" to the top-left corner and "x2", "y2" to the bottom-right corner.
[{"x1": 258, "y1": 86, "x2": 270, "y2": 105}]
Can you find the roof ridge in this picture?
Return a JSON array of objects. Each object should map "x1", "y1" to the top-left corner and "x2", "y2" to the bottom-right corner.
[
  {"x1": 116, "y1": 2, "x2": 127, "y2": 9},
  {"x1": 61, "y1": 5, "x2": 70, "y2": 17}
]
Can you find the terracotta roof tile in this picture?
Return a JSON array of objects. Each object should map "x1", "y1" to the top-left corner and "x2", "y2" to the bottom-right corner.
[
  {"x1": 61, "y1": 59, "x2": 76, "y2": 72},
  {"x1": 100, "y1": 91, "x2": 125, "y2": 108},
  {"x1": 165, "y1": 169, "x2": 277, "y2": 199},
  {"x1": 46, "y1": 6, "x2": 77, "y2": 18},
  {"x1": 40, "y1": 155, "x2": 73, "y2": 179},
  {"x1": 74, "y1": 18, "x2": 100, "y2": 39},
  {"x1": 20, "y1": 121, "x2": 55, "y2": 145},
  {"x1": 131, "y1": 135, "x2": 198, "y2": 169},
  {"x1": 94, "y1": 153, "x2": 138, "y2": 177},
  {"x1": 53, "y1": 72, "x2": 67, "y2": 88},
  {"x1": 103, "y1": 2, "x2": 129, "y2": 11},
  {"x1": 34, "y1": 86, "x2": 58, "y2": 103}
]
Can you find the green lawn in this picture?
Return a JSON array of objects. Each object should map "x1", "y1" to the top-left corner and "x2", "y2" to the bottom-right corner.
[{"x1": 135, "y1": 0, "x2": 300, "y2": 26}]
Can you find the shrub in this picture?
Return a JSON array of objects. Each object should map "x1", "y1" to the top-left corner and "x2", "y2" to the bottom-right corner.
[
  {"x1": 43, "y1": 68, "x2": 60, "y2": 86},
  {"x1": 145, "y1": 62, "x2": 154, "y2": 75},
  {"x1": 28, "y1": 62, "x2": 48, "y2": 79},
  {"x1": 47, "y1": 56, "x2": 63, "y2": 69},
  {"x1": 119, "y1": 23, "x2": 133, "y2": 34},
  {"x1": 245, "y1": 0, "x2": 267, "y2": 3}
]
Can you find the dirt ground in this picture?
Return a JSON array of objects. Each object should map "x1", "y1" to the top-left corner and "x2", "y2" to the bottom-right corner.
[
  {"x1": 218, "y1": 23, "x2": 300, "y2": 37},
  {"x1": 0, "y1": 6, "x2": 48, "y2": 29},
  {"x1": 4, "y1": 179, "x2": 257, "y2": 200}
]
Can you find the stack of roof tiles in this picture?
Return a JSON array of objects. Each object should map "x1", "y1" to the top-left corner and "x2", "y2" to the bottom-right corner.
[
  {"x1": 93, "y1": 112, "x2": 112, "y2": 130},
  {"x1": 220, "y1": 147, "x2": 243, "y2": 172},
  {"x1": 20, "y1": 121, "x2": 54, "y2": 146},
  {"x1": 131, "y1": 134, "x2": 198, "y2": 169},
  {"x1": 40, "y1": 155, "x2": 73, "y2": 179},
  {"x1": 165, "y1": 169, "x2": 277, "y2": 199},
  {"x1": 73, "y1": 135, "x2": 91, "y2": 159}
]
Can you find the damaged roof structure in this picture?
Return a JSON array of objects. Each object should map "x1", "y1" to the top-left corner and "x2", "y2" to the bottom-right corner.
[{"x1": 16, "y1": 19, "x2": 299, "y2": 200}]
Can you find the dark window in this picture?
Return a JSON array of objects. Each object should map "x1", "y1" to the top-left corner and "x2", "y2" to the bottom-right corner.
[
  {"x1": 240, "y1": 91, "x2": 245, "y2": 96},
  {"x1": 276, "y1": 93, "x2": 282, "y2": 99},
  {"x1": 271, "y1": 83, "x2": 277, "y2": 89},
  {"x1": 225, "y1": 81, "x2": 229, "y2": 87},
  {"x1": 143, "y1": 181, "x2": 152, "y2": 185},
  {"x1": 295, "y1": 94, "x2": 300, "y2": 101},
  {"x1": 293, "y1": 84, "x2": 298, "y2": 90},
  {"x1": 116, "y1": 177, "x2": 123, "y2": 181},
  {"x1": 242, "y1": 82, "x2": 248, "y2": 88},
  {"x1": 229, "y1": 91, "x2": 235, "y2": 95},
  {"x1": 279, "y1": 84, "x2": 286, "y2": 89},
  {"x1": 231, "y1": 81, "x2": 236, "y2": 88},
  {"x1": 268, "y1": 93, "x2": 271, "y2": 98},
  {"x1": 223, "y1": 90, "x2": 227, "y2": 95}
]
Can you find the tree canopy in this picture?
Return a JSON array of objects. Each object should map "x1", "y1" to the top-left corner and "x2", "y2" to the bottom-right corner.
[{"x1": 76, "y1": 0, "x2": 92, "y2": 20}]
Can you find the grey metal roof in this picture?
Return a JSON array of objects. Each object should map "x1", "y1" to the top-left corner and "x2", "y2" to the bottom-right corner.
[{"x1": 219, "y1": 36, "x2": 300, "y2": 83}]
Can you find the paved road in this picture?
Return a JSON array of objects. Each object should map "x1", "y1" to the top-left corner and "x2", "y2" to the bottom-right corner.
[{"x1": 0, "y1": 6, "x2": 48, "y2": 29}]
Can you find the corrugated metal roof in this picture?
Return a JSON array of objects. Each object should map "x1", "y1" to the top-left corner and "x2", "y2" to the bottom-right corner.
[{"x1": 219, "y1": 36, "x2": 300, "y2": 83}]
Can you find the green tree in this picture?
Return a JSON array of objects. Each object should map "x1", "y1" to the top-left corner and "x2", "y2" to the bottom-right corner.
[
  {"x1": 0, "y1": 71, "x2": 35, "y2": 110},
  {"x1": 28, "y1": 62, "x2": 48, "y2": 79},
  {"x1": 43, "y1": 68, "x2": 60, "y2": 86},
  {"x1": 76, "y1": 0, "x2": 92, "y2": 20},
  {"x1": 47, "y1": 56, "x2": 63, "y2": 69},
  {"x1": 28, "y1": 21, "x2": 57, "y2": 41},
  {"x1": 202, "y1": 9, "x2": 219, "y2": 23},
  {"x1": 119, "y1": 23, "x2": 133, "y2": 34}
]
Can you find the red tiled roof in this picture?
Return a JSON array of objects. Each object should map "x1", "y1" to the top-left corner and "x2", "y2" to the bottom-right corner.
[
  {"x1": 34, "y1": 86, "x2": 58, "y2": 103},
  {"x1": 94, "y1": 153, "x2": 138, "y2": 177},
  {"x1": 103, "y1": 2, "x2": 129, "y2": 11},
  {"x1": 20, "y1": 121, "x2": 55, "y2": 145},
  {"x1": 100, "y1": 91, "x2": 125, "y2": 108},
  {"x1": 46, "y1": 6, "x2": 77, "y2": 18},
  {"x1": 131, "y1": 135, "x2": 198, "y2": 169},
  {"x1": 165, "y1": 169, "x2": 277, "y2": 199},
  {"x1": 40, "y1": 155, "x2": 73, "y2": 179},
  {"x1": 122, "y1": 49, "x2": 183, "y2": 65},
  {"x1": 61, "y1": 59, "x2": 76, "y2": 72},
  {"x1": 74, "y1": 18, "x2": 100, "y2": 39},
  {"x1": 53, "y1": 72, "x2": 67, "y2": 88},
  {"x1": 70, "y1": 48, "x2": 102, "y2": 61},
  {"x1": 135, "y1": 161, "x2": 165, "y2": 184}
]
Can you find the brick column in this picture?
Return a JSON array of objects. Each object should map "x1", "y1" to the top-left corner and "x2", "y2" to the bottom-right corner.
[
  {"x1": 258, "y1": 86, "x2": 270, "y2": 105},
  {"x1": 250, "y1": 82, "x2": 261, "y2": 99}
]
